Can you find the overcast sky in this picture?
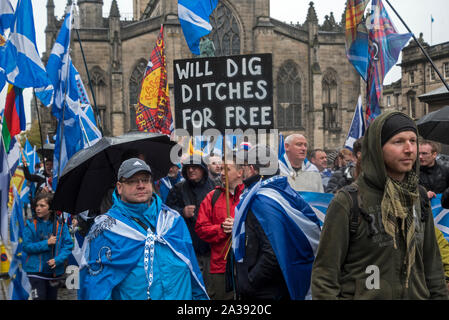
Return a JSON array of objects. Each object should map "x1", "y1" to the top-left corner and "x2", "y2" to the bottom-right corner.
[{"x1": 3, "y1": 0, "x2": 449, "y2": 125}]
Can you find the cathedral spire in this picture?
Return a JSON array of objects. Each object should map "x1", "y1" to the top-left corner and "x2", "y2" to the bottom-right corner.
[
  {"x1": 109, "y1": 0, "x2": 120, "y2": 18},
  {"x1": 306, "y1": 2, "x2": 318, "y2": 24}
]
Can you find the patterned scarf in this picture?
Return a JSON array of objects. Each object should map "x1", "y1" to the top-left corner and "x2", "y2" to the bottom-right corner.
[{"x1": 380, "y1": 171, "x2": 419, "y2": 288}]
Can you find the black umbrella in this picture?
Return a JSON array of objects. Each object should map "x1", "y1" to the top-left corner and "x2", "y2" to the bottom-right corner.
[
  {"x1": 416, "y1": 106, "x2": 449, "y2": 145},
  {"x1": 52, "y1": 131, "x2": 177, "y2": 214}
]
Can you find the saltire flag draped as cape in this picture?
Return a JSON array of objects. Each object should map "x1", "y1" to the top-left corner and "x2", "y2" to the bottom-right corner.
[
  {"x1": 232, "y1": 176, "x2": 321, "y2": 300},
  {"x1": 136, "y1": 25, "x2": 173, "y2": 135},
  {"x1": 1, "y1": 84, "x2": 24, "y2": 152},
  {"x1": 0, "y1": 0, "x2": 54, "y2": 106},
  {"x1": 46, "y1": 4, "x2": 102, "y2": 189},
  {"x1": 298, "y1": 191, "x2": 334, "y2": 227},
  {"x1": 7, "y1": 186, "x2": 31, "y2": 300},
  {"x1": 178, "y1": 0, "x2": 218, "y2": 55},
  {"x1": 365, "y1": 0, "x2": 411, "y2": 124},
  {"x1": 344, "y1": 95, "x2": 366, "y2": 151},
  {"x1": 345, "y1": 0, "x2": 370, "y2": 80}
]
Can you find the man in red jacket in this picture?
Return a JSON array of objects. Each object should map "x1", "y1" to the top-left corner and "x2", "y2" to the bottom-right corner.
[{"x1": 195, "y1": 156, "x2": 245, "y2": 300}]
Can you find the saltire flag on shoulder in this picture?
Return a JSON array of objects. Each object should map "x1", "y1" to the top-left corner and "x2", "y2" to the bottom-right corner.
[
  {"x1": 136, "y1": 25, "x2": 172, "y2": 135},
  {"x1": 178, "y1": 0, "x2": 218, "y2": 55},
  {"x1": 46, "y1": 4, "x2": 102, "y2": 189},
  {"x1": 365, "y1": 0, "x2": 411, "y2": 124},
  {"x1": 1, "y1": 84, "x2": 24, "y2": 152},
  {"x1": 344, "y1": 95, "x2": 366, "y2": 151},
  {"x1": 232, "y1": 176, "x2": 321, "y2": 300},
  {"x1": 345, "y1": 0, "x2": 370, "y2": 80},
  {"x1": 0, "y1": 0, "x2": 54, "y2": 106},
  {"x1": 7, "y1": 186, "x2": 31, "y2": 300},
  {"x1": 431, "y1": 194, "x2": 449, "y2": 241},
  {"x1": 298, "y1": 191, "x2": 334, "y2": 227}
]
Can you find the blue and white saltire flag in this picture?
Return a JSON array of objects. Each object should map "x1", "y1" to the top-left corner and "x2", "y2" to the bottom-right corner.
[
  {"x1": 0, "y1": 0, "x2": 54, "y2": 106},
  {"x1": 20, "y1": 138, "x2": 39, "y2": 173},
  {"x1": 47, "y1": 5, "x2": 101, "y2": 189},
  {"x1": 278, "y1": 133, "x2": 285, "y2": 160},
  {"x1": 344, "y1": 95, "x2": 366, "y2": 151},
  {"x1": 79, "y1": 196, "x2": 209, "y2": 300},
  {"x1": 232, "y1": 176, "x2": 321, "y2": 300},
  {"x1": 7, "y1": 186, "x2": 31, "y2": 300},
  {"x1": 0, "y1": 136, "x2": 20, "y2": 242},
  {"x1": 431, "y1": 194, "x2": 449, "y2": 241},
  {"x1": 298, "y1": 191, "x2": 334, "y2": 227},
  {"x1": 0, "y1": 0, "x2": 14, "y2": 38},
  {"x1": 0, "y1": 0, "x2": 14, "y2": 91},
  {"x1": 178, "y1": 0, "x2": 219, "y2": 55}
]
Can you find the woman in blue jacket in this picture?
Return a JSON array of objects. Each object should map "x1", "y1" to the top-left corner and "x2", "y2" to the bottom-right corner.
[{"x1": 23, "y1": 193, "x2": 73, "y2": 300}]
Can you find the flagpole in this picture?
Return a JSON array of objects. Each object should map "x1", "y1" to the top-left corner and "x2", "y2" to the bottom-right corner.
[
  {"x1": 32, "y1": 90, "x2": 46, "y2": 162},
  {"x1": 384, "y1": 0, "x2": 449, "y2": 92},
  {"x1": 74, "y1": 29, "x2": 103, "y2": 136}
]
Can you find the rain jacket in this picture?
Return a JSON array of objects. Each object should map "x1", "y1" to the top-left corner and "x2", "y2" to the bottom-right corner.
[
  {"x1": 79, "y1": 193, "x2": 208, "y2": 300},
  {"x1": 23, "y1": 217, "x2": 73, "y2": 277},
  {"x1": 195, "y1": 184, "x2": 244, "y2": 273},
  {"x1": 311, "y1": 111, "x2": 448, "y2": 300},
  {"x1": 166, "y1": 157, "x2": 215, "y2": 256}
]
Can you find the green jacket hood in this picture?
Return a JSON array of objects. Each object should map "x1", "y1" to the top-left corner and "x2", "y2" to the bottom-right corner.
[{"x1": 360, "y1": 111, "x2": 419, "y2": 191}]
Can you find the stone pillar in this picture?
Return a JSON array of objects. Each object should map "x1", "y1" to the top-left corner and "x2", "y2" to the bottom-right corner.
[
  {"x1": 108, "y1": 0, "x2": 124, "y2": 136},
  {"x1": 306, "y1": 2, "x2": 319, "y2": 148}
]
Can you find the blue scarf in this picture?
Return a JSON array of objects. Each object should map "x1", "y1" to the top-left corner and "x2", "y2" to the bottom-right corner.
[{"x1": 79, "y1": 193, "x2": 208, "y2": 300}]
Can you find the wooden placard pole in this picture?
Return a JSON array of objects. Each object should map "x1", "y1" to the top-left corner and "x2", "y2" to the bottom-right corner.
[{"x1": 223, "y1": 135, "x2": 231, "y2": 218}]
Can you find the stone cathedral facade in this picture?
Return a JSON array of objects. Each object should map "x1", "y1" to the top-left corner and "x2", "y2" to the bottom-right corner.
[{"x1": 39, "y1": 0, "x2": 364, "y2": 153}]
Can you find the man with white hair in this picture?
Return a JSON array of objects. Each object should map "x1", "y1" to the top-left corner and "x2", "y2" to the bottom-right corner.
[{"x1": 279, "y1": 134, "x2": 324, "y2": 192}]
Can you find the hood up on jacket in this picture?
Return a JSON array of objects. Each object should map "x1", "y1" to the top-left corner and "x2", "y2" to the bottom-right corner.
[
  {"x1": 181, "y1": 155, "x2": 210, "y2": 184},
  {"x1": 360, "y1": 111, "x2": 420, "y2": 191}
]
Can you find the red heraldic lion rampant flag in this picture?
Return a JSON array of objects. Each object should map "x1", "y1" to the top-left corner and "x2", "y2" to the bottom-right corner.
[
  {"x1": 1, "y1": 84, "x2": 25, "y2": 152},
  {"x1": 136, "y1": 25, "x2": 173, "y2": 135}
]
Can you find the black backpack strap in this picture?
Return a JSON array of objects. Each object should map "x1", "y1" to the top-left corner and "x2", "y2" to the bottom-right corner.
[
  {"x1": 211, "y1": 188, "x2": 223, "y2": 209},
  {"x1": 341, "y1": 183, "x2": 375, "y2": 238},
  {"x1": 341, "y1": 184, "x2": 360, "y2": 237}
]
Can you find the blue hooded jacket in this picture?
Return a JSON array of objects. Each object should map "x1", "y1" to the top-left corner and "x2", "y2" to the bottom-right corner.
[
  {"x1": 79, "y1": 193, "x2": 208, "y2": 300},
  {"x1": 22, "y1": 216, "x2": 74, "y2": 277}
]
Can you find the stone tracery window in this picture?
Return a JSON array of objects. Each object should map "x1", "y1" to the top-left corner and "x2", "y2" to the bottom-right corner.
[
  {"x1": 277, "y1": 61, "x2": 302, "y2": 130},
  {"x1": 90, "y1": 67, "x2": 107, "y2": 131},
  {"x1": 208, "y1": 2, "x2": 240, "y2": 56},
  {"x1": 322, "y1": 69, "x2": 340, "y2": 130},
  {"x1": 129, "y1": 59, "x2": 147, "y2": 131}
]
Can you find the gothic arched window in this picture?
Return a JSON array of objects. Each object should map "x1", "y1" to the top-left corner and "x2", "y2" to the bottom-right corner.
[
  {"x1": 322, "y1": 69, "x2": 339, "y2": 130},
  {"x1": 277, "y1": 61, "x2": 302, "y2": 130},
  {"x1": 129, "y1": 59, "x2": 147, "y2": 131},
  {"x1": 208, "y1": 2, "x2": 241, "y2": 56}
]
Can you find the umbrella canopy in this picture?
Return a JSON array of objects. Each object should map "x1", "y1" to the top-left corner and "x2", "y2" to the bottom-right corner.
[
  {"x1": 416, "y1": 106, "x2": 449, "y2": 145},
  {"x1": 52, "y1": 132, "x2": 177, "y2": 214}
]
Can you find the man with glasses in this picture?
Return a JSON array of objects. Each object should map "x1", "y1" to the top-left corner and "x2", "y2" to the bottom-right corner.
[
  {"x1": 79, "y1": 158, "x2": 208, "y2": 300},
  {"x1": 418, "y1": 139, "x2": 449, "y2": 199}
]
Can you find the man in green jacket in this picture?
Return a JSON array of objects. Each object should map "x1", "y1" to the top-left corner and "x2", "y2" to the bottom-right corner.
[{"x1": 311, "y1": 111, "x2": 448, "y2": 299}]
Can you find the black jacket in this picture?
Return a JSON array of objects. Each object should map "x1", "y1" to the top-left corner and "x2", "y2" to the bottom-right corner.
[
  {"x1": 324, "y1": 163, "x2": 355, "y2": 194},
  {"x1": 165, "y1": 158, "x2": 215, "y2": 256},
  {"x1": 234, "y1": 173, "x2": 290, "y2": 300},
  {"x1": 419, "y1": 161, "x2": 449, "y2": 194}
]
